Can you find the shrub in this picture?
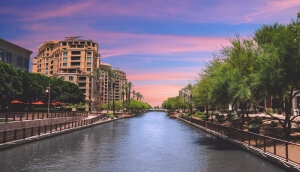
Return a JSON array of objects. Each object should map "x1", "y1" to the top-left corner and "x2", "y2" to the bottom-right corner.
[{"x1": 248, "y1": 123, "x2": 261, "y2": 134}]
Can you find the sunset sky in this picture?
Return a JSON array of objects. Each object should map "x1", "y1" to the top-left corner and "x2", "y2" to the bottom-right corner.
[{"x1": 1, "y1": 0, "x2": 300, "y2": 107}]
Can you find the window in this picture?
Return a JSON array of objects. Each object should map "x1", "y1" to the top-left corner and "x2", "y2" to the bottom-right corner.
[
  {"x1": 71, "y1": 56, "x2": 80, "y2": 60},
  {"x1": 71, "y1": 62, "x2": 80, "y2": 66},
  {"x1": 63, "y1": 52, "x2": 67, "y2": 56},
  {"x1": 69, "y1": 76, "x2": 74, "y2": 81},
  {"x1": 79, "y1": 83, "x2": 86, "y2": 87},
  {"x1": 87, "y1": 57, "x2": 91, "y2": 61},
  {"x1": 63, "y1": 57, "x2": 67, "y2": 62},
  {"x1": 87, "y1": 62, "x2": 91, "y2": 66},
  {"x1": 6, "y1": 52, "x2": 11, "y2": 63},
  {"x1": 71, "y1": 51, "x2": 81, "y2": 55},
  {"x1": 63, "y1": 63, "x2": 67, "y2": 66},
  {"x1": 17, "y1": 56, "x2": 22, "y2": 66},
  {"x1": 23, "y1": 58, "x2": 29, "y2": 68},
  {"x1": 87, "y1": 68, "x2": 91, "y2": 72},
  {"x1": 79, "y1": 77, "x2": 86, "y2": 81},
  {"x1": 87, "y1": 51, "x2": 92, "y2": 55},
  {"x1": 61, "y1": 76, "x2": 65, "y2": 80}
]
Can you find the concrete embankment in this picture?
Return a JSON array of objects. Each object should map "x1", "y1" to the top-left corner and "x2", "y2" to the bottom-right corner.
[
  {"x1": 0, "y1": 117, "x2": 121, "y2": 150},
  {"x1": 178, "y1": 117, "x2": 300, "y2": 172}
]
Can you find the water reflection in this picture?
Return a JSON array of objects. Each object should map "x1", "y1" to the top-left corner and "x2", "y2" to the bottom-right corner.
[{"x1": 0, "y1": 112, "x2": 286, "y2": 172}]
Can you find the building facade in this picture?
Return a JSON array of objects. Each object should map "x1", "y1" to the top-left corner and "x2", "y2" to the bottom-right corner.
[
  {"x1": 99, "y1": 62, "x2": 127, "y2": 107},
  {"x1": 32, "y1": 36, "x2": 100, "y2": 111},
  {"x1": 0, "y1": 38, "x2": 32, "y2": 71}
]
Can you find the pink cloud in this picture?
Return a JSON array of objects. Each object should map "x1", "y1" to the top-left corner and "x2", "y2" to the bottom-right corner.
[
  {"x1": 5, "y1": 0, "x2": 298, "y2": 25},
  {"x1": 244, "y1": 0, "x2": 300, "y2": 23},
  {"x1": 96, "y1": 32, "x2": 230, "y2": 58}
]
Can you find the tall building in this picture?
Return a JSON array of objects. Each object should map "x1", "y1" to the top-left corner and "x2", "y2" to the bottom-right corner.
[
  {"x1": 99, "y1": 62, "x2": 127, "y2": 106},
  {"x1": 32, "y1": 36, "x2": 100, "y2": 111},
  {"x1": 0, "y1": 38, "x2": 32, "y2": 71}
]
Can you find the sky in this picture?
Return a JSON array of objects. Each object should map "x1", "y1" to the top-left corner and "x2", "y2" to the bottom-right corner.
[{"x1": 1, "y1": 0, "x2": 300, "y2": 107}]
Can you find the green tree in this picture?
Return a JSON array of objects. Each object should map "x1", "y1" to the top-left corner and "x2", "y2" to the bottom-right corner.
[
  {"x1": 0, "y1": 63, "x2": 21, "y2": 111},
  {"x1": 107, "y1": 66, "x2": 118, "y2": 116},
  {"x1": 93, "y1": 67, "x2": 101, "y2": 112},
  {"x1": 254, "y1": 18, "x2": 300, "y2": 137},
  {"x1": 127, "y1": 82, "x2": 133, "y2": 111},
  {"x1": 193, "y1": 76, "x2": 212, "y2": 120}
]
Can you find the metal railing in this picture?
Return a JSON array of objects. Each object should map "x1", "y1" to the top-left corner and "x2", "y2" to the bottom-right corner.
[
  {"x1": 180, "y1": 115, "x2": 300, "y2": 165},
  {"x1": 0, "y1": 114, "x2": 108, "y2": 144},
  {"x1": 0, "y1": 111, "x2": 88, "y2": 122}
]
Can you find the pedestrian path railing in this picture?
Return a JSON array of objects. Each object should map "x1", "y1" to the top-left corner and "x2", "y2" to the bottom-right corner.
[
  {"x1": 180, "y1": 115, "x2": 300, "y2": 165},
  {"x1": 0, "y1": 114, "x2": 108, "y2": 144},
  {"x1": 0, "y1": 111, "x2": 88, "y2": 122}
]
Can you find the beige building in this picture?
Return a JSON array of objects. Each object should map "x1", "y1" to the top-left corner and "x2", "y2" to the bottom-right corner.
[
  {"x1": 99, "y1": 62, "x2": 127, "y2": 107},
  {"x1": 0, "y1": 38, "x2": 32, "y2": 71},
  {"x1": 32, "y1": 36, "x2": 100, "y2": 111}
]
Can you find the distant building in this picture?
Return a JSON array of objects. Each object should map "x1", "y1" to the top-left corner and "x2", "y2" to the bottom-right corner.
[
  {"x1": 32, "y1": 36, "x2": 100, "y2": 111},
  {"x1": 99, "y1": 62, "x2": 127, "y2": 105},
  {"x1": 0, "y1": 38, "x2": 32, "y2": 71}
]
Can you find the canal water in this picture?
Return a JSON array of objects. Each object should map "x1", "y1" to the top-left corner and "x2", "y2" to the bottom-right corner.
[{"x1": 0, "y1": 112, "x2": 285, "y2": 172}]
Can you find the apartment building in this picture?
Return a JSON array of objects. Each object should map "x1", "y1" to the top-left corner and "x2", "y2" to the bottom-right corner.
[
  {"x1": 32, "y1": 36, "x2": 100, "y2": 111},
  {"x1": 99, "y1": 62, "x2": 127, "y2": 106},
  {"x1": 0, "y1": 38, "x2": 32, "y2": 71}
]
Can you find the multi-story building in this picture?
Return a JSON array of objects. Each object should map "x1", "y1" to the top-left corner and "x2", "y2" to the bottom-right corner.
[
  {"x1": 0, "y1": 38, "x2": 32, "y2": 71},
  {"x1": 99, "y1": 62, "x2": 127, "y2": 107},
  {"x1": 32, "y1": 36, "x2": 100, "y2": 111}
]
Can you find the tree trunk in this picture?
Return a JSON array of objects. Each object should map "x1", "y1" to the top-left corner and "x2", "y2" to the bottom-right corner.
[{"x1": 113, "y1": 83, "x2": 115, "y2": 117}]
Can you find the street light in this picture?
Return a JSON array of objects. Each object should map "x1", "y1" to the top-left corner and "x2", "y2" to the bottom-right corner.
[{"x1": 45, "y1": 84, "x2": 51, "y2": 132}]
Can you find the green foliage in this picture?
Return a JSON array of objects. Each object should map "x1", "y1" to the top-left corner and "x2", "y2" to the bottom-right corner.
[
  {"x1": 248, "y1": 123, "x2": 261, "y2": 133},
  {"x1": 0, "y1": 63, "x2": 85, "y2": 112},
  {"x1": 194, "y1": 111, "x2": 209, "y2": 120},
  {"x1": 129, "y1": 99, "x2": 151, "y2": 112}
]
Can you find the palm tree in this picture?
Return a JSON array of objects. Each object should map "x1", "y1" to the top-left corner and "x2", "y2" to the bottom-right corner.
[
  {"x1": 107, "y1": 67, "x2": 118, "y2": 116},
  {"x1": 93, "y1": 67, "x2": 101, "y2": 113},
  {"x1": 127, "y1": 82, "x2": 133, "y2": 111},
  {"x1": 132, "y1": 90, "x2": 136, "y2": 99},
  {"x1": 135, "y1": 92, "x2": 141, "y2": 100},
  {"x1": 139, "y1": 94, "x2": 143, "y2": 101},
  {"x1": 121, "y1": 83, "x2": 128, "y2": 112}
]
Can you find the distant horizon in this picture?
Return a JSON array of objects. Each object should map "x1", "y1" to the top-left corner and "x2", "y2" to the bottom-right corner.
[{"x1": 1, "y1": 0, "x2": 299, "y2": 107}]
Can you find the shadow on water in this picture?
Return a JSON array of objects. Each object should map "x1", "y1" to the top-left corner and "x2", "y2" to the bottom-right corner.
[{"x1": 195, "y1": 136, "x2": 241, "y2": 151}]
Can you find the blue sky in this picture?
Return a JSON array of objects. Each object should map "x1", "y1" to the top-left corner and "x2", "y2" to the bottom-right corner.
[{"x1": 1, "y1": 0, "x2": 299, "y2": 106}]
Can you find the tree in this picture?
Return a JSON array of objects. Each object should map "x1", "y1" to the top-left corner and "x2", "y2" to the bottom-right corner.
[
  {"x1": 135, "y1": 92, "x2": 141, "y2": 100},
  {"x1": 121, "y1": 83, "x2": 128, "y2": 112},
  {"x1": 93, "y1": 67, "x2": 101, "y2": 112},
  {"x1": 127, "y1": 82, "x2": 133, "y2": 111},
  {"x1": 107, "y1": 66, "x2": 118, "y2": 116},
  {"x1": 132, "y1": 90, "x2": 135, "y2": 99},
  {"x1": 193, "y1": 76, "x2": 212, "y2": 120},
  {"x1": 0, "y1": 63, "x2": 21, "y2": 111},
  {"x1": 254, "y1": 18, "x2": 300, "y2": 137}
]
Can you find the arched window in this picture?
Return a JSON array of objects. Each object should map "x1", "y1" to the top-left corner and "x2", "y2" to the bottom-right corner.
[{"x1": 69, "y1": 76, "x2": 74, "y2": 81}]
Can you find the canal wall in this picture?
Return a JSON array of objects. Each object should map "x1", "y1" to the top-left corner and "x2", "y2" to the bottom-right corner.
[
  {"x1": 0, "y1": 117, "x2": 122, "y2": 150},
  {"x1": 178, "y1": 117, "x2": 300, "y2": 172}
]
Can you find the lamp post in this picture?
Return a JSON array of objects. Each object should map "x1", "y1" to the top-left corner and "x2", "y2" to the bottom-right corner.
[{"x1": 45, "y1": 84, "x2": 51, "y2": 132}]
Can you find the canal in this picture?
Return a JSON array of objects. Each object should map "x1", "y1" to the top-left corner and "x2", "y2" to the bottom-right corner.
[{"x1": 0, "y1": 112, "x2": 285, "y2": 172}]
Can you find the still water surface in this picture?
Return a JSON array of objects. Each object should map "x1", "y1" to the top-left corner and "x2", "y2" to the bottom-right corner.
[{"x1": 0, "y1": 112, "x2": 286, "y2": 172}]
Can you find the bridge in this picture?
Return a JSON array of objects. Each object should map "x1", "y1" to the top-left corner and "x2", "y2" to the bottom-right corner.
[{"x1": 146, "y1": 109, "x2": 167, "y2": 112}]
